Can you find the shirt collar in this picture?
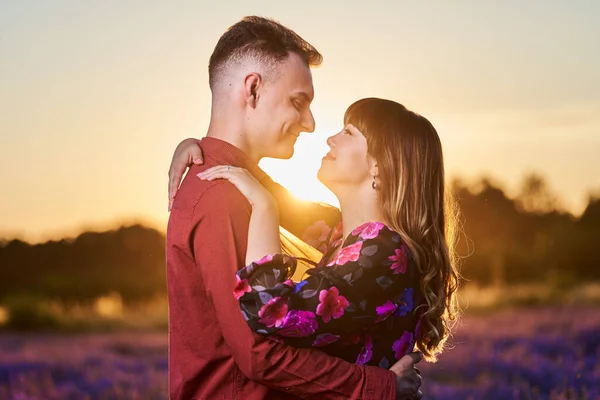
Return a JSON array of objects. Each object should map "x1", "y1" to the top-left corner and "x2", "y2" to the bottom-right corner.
[{"x1": 199, "y1": 137, "x2": 270, "y2": 184}]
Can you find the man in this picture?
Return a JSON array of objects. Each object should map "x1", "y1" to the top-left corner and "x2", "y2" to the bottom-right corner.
[{"x1": 166, "y1": 16, "x2": 423, "y2": 399}]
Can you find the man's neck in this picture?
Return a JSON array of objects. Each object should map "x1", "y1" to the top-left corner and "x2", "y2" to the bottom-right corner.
[
  {"x1": 206, "y1": 103, "x2": 262, "y2": 163},
  {"x1": 336, "y1": 185, "x2": 384, "y2": 241}
]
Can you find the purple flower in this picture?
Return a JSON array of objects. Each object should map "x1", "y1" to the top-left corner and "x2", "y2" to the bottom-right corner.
[
  {"x1": 278, "y1": 310, "x2": 318, "y2": 337},
  {"x1": 356, "y1": 335, "x2": 373, "y2": 365},
  {"x1": 394, "y1": 288, "x2": 414, "y2": 317},
  {"x1": 392, "y1": 331, "x2": 414, "y2": 359},
  {"x1": 375, "y1": 300, "x2": 399, "y2": 323},
  {"x1": 294, "y1": 280, "x2": 308, "y2": 293},
  {"x1": 312, "y1": 333, "x2": 340, "y2": 347}
]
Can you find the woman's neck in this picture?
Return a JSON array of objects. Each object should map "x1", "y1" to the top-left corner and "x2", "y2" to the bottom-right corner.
[{"x1": 336, "y1": 185, "x2": 384, "y2": 241}]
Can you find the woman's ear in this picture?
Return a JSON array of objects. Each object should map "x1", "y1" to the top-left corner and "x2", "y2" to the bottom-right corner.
[
  {"x1": 368, "y1": 156, "x2": 378, "y2": 178},
  {"x1": 243, "y1": 73, "x2": 262, "y2": 108}
]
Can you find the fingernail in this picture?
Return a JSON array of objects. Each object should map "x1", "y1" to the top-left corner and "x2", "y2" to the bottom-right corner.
[
  {"x1": 197, "y1": 172, "x2": 204, "y2": 179},
  {"x1": 194, "y1": 158, "x2": 203, "y2": 164}
]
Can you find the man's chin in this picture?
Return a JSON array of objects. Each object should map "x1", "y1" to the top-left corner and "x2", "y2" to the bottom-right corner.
[{"x1": 267, "y1": 146, "x2": 295, "y2": 160}]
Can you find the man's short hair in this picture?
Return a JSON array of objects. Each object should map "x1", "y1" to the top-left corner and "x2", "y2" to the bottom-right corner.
[{"x1": 208, "y1": 16, "x2": 322, "y2": 90}]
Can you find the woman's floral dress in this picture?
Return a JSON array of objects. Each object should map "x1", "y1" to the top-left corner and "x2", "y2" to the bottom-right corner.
[{"x1": 234, "y1": 221, "x2": 424, "y2": 368}]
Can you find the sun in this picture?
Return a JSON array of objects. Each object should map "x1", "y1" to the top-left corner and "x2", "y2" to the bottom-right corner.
[{"x1": 259, "y1": 135, "x2": 339, "y2": 208}]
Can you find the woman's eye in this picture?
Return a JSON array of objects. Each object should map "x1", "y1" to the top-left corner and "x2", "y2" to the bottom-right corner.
[{"x1": 343, "y1": 128, "x2": 351, "y2": 135}]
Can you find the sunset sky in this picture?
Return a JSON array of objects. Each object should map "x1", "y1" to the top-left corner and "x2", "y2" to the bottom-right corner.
[{"x1": 1, "y1": 1, "x2": 599, "y2": 243}]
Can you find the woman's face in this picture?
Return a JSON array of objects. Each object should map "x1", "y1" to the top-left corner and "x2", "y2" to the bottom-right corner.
[{"x1": 317, "y1": 124, "x2": 373, "y2": 191}]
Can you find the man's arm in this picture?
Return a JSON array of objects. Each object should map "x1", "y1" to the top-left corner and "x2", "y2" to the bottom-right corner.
[{"x1": 192, "y1": 181, "x2": 397, "y2": 400}]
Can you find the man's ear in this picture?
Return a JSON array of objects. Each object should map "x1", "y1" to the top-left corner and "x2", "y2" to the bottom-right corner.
[{"x1": 243, "y1": 73, "x2": 262, "y2": 108}]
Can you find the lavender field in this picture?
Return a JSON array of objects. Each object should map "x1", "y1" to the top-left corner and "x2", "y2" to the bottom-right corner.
[{"x1": 0, "y1": 306, "x2": 598, "y2": 400}]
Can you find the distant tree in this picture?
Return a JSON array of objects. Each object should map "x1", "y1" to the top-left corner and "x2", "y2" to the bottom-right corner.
[
  {"x1": 0, "y1": 225, "x2": 166, "y2": 303},
  {"x1": 516, "y1": 173, "x2": 562, "y2": 214}
]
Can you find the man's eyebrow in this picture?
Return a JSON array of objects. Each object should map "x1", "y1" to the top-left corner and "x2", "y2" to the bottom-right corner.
[{"x1": 293, "y1": 92, "x2": 312, "y2": 102}]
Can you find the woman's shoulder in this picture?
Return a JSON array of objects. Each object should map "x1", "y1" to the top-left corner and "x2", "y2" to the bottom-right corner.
[
  {"x1": 324, "y1": 222, "x2": 413, "y2": 268},
  {"x1": 348, "y1": 221, "x2": 402, "y2": 244}
]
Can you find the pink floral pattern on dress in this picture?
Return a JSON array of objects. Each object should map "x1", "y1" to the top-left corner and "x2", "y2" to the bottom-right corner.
[
  {"x1": 352, "y1": 222, "x2": 385, "y2": 240},
  {"x1": 389, "y1": 246, "x2": 408, "y2": 274},
  {"x1": 316, "y1": 287, "x2": 349, "y2": 323},
  {"x1": 356, "y1": 334, "x2": 373, "y2": 365},
  {"x1": 255, "y1": 254, "x2": 274, "y2": 266},
  {"x1": 283, "y1": 279, "x2": 294, "y2": 287},
  {"x1": 302, "y1": 220, "x2": 332, "y2": 253},
  {"x1": 375, "y1": 300, "x2": 399, "y2": 323},
  {"x1": 233, "y1": 276, "x2": 252, "y2": 300},
  {"x1": 328, "y1": 241, "x2": 363, "y2": 267},
  {"x1": 330, "y1": 222, "x2": 344, "y2": 242},
  {"x1": 258, "y1": 296, "x2": 288, "y2": 328},
  {"x1": 236, "y1": 224, "x2": 421, "y2": 368}
]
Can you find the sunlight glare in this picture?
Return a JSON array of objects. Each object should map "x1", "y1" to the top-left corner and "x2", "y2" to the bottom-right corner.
[{"x1": 259, "y1": 125, "x2": 340, "y2": 208}]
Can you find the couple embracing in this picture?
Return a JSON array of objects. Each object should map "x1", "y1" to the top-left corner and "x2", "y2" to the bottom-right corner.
[{"x1": 166, "y1": 16, "x2": 459, "y2": 400}]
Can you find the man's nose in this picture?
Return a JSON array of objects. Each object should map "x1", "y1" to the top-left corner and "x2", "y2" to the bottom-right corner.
[{"x1": 301, "y1": 109, "x2": 316, "y2": 133}]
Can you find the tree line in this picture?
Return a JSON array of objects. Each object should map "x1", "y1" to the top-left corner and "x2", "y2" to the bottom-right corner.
[{"x1": 1, "y1": 174, "x2": 598, "y2": 304}]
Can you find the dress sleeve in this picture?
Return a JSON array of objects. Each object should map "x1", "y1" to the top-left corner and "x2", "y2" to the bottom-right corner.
[
  {"x1": 261, "y1": 178, "x2": 341, "y2": 251},
  {"x1": 235, "y1": 222, "x2": 419, "y2": 349}
]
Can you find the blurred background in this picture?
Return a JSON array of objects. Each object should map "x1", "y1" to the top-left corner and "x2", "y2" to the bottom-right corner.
[{"x1": 1, "y1": 1, "x2": 599, "y2": 399}]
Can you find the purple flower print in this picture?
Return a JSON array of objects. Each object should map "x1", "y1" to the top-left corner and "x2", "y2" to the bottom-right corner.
[
  {"x1": 392, "y1": 331, "x2": 414, "y2": 359},
  {"x1": 278, "y1": 310, "x2": 318, "y2": 337},
  {"x1": 375, "y1": 300, "x2": 399, "y2": 323},
  {"x1": 356, "y1": 335, "x2": 373, "y2": 365},
  {"x1": 312, "y1": 333, "x2": 340, "y2": 347}
]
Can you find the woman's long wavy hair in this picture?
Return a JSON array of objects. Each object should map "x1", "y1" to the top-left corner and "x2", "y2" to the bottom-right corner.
[{"x1": 345, "y1": 98, "x2": 461, "y2": 361}]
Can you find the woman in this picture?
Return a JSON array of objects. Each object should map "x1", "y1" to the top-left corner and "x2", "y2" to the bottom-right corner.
[{"x1": 173, "y1": 98, "x2": 459, "y2": 366}]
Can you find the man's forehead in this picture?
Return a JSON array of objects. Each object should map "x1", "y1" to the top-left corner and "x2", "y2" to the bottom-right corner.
[{"x1": 280, "y1": 54, "x2": 314, "y2": 88}]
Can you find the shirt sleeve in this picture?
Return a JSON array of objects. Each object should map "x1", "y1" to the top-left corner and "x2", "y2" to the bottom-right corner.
[
  {"x1": 192, "y1": 183, "x2": 396, "y2": 400},
  {"x1": 236, "y1": 223, "x2": 418, "y2": 355}
]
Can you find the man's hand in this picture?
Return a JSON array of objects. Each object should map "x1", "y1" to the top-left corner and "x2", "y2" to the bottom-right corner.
[
  {"x1": 390, "y1": 352, "x2": 423, "y2": 400},
  {"x1": 168, "y1": 138, "x2": 204, "y2": 211}
]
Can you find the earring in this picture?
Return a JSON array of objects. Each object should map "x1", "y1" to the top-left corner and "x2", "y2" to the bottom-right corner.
[{"x1": 372, "y1": 175, "x2": 378, "y2": 190}]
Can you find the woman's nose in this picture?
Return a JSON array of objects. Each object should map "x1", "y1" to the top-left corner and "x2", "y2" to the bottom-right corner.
[{"x1": 326, "y1": 135, "x2": 336, "y2": 148}]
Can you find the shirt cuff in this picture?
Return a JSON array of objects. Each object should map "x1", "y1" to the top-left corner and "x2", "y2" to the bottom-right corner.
[{"x1": 363, "y1": 365, "x2": 396, "y2": 400}]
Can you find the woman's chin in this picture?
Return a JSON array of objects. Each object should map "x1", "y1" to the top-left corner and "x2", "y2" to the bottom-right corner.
[{"x1": 316, "y1": 168, "x2": 333, "y2": 191}]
